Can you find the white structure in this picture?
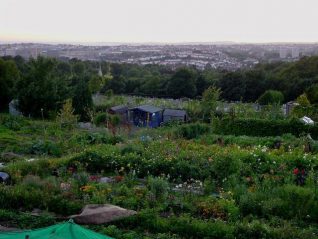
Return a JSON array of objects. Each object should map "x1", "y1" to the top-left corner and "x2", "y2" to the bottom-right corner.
[
  {"x1": 8, "y1": 100, "x2": 22, "y2": 116},
  {"x1": 98, "y1": 53, "x2": 103, "y2": 77},
  {"x1": 98, "y1": 63, "x2": 103, "y2": 77},
  {"x1": 300, "y1": 116, "x2": 314, "y2": 125},
  {"x1": 292, "y1": 47, "x2": 300, "y2": 58}
]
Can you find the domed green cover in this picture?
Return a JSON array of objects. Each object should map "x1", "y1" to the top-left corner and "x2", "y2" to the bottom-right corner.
[{"x1": 0, "y1": 220, "x2": 113, "y2": 239}]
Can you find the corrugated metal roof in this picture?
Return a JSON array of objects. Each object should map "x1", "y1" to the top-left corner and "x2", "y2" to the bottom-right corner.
[
  {"x1": 135, "y1": 105, "x2": 162, "y2": 113},
  {"x1": 110, "y1": 105, "x2": 128, "y2": 113},
  {"x1": 163, "y1": 109, "x2": 187, "y2": 117}
]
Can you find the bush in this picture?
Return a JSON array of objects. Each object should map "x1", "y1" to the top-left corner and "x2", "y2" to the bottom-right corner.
[
  {"x1": 214, "y1": 118, "x2": 318, "y2": 139},
  {"x1": 234, "y1": 220, "x2": 274, "y2": 239},
  {"x1": 196, "y1": 197, "x2": 239, "y2": 221},
  {"x1": 56, "y1": 99, "x2": 78, "y2": 129},
  {"x1": 114, "y1": 210, "x2": 234, "y2": 239},
  {"x1": 258, "y1": 90, "x2": 284, "y2": 105},
  {"x1": 212, "y1": 155, "x2": 242, "y2": 183},
  {"x1": 239, "y1": 185, "x2": 318, "y2": 222},
  {"x1": 29, "y1": 140, "x2": 62, "y2": 157},
  {"x1": 94, "y1": 112, "x2": 107, "y2": 126},
  {"x1": 147, "y1": 177, "x2": 169, "y2": 201},
  {"x1": 275, "y1": 185, "x2": 317, "y2": 220},
  {"x1": 175, "y1": 123, "x2": 210, "y2": 139},
  {"x1": 0, "y1": 184, "x2": 82, "y2": 216},
  {"x1": 0, "y1": 114, "x2": 28, "y2": 131},
  {"x1": 74, "y1": 132, "x2": 122, "y2": 146},
  {"x1": 0, "y1": 209, "x2": 56, "y2": 229}
]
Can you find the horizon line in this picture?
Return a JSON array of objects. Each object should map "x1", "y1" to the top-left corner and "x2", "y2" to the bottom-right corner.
[{"x1": 1, "y1": 39, "x2": 318, "y2": 46}]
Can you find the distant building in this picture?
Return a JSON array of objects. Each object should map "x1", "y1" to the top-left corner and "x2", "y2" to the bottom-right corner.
[
  {"x1": 163, "y1": 109, "x2": 188, "y2": 123},
  {"x1": 292, "y1": 47, "x2": 300, "y2": 58},
  {"x1": 279, "y1": 47, "x2": 288, "y2": 58},
  {"x1": 108, "y1": 105, "x2": 128, "y2": 122}
]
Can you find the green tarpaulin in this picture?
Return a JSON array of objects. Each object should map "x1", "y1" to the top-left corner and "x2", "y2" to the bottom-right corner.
[{"x1": 0, "y1": 220, "x2": 113, "y2": 239}]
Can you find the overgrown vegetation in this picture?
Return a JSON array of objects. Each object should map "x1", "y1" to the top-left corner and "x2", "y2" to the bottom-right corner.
[
  {"x1": 1, "y1": 55, "x2": 318, "y2": 238},
  {"x1": 0, "y1": 110, "x2": 318, "y2": 238}
]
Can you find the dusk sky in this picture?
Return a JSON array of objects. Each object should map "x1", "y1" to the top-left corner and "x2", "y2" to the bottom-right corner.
[{"x1": 1, "y1": 0, "x2": 318, "y2": 43}]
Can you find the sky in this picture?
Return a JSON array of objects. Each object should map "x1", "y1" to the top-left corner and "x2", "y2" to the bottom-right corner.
[{"x1": 1, "y1": 0, "x2": 318, "y2": 44}]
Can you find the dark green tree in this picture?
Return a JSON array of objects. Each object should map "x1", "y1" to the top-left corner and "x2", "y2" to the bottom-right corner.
[
  {"x1": 244, "y1": 69, "x2": 267, "y2": 102},
  {"x1": 219, "y1": 72, "x2": 246, "y2": 101},
  {"x1": 17, "y1": 57, "x2": 68, "y2": 117},
  {"x1": 104, "y1": 76, "x2": 126, "y2": 94},
  {"x1": 257, "y1": 90, "x2": 284, "y2": 105},
  {"x1": 0, "y1": 59, "x2": 19, "y2": 111},
  {"x1": 167, "y1": 68, "x2": 197, "y2": 98},
  {"x1": 306, "y1": 84, "x2": 318, "y2": 104},
  {"x1": 72, "y1": 78, "x2": 93, "y2": 121}
]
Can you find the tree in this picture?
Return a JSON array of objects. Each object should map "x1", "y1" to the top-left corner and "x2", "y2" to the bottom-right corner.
[
  {"x1": 104, "y1": 76, "x2": 126, "y2": 94},
  {"x1": 292, "y1": 93, "x2": 314, "y2": 119},
  {"x1": 306, "y1": 84, "x2": 318, "y2": 104},
  {"x1": 72, "y1": 78, "x2": 93, "y2": 121},
  {"x1": 197, "y1": 70, "x2": 220, "y2": 96},
  {"x1": 72, "y1": 61, "x2": 85, "y2": 76},
  {"x1": 56, "y1": 99, "x2": 78, "y2": 129},
  {"x1": 17, "y1": 57, "x2": 68, "y2": 117},
  {"x1": 89, "y1": 75, "x2": 104, "y2": 94},
  {"x1": 140, "y1": 75, "x2": 163, "y2": 96},
  {"x1": 257, "y1": 90, "x2": 284, "y2": 105},
  {"x1": 296, "y1": 93, "x2": 311, "y2": 106},
  {"x1": 219, "y1": 72, "x2": 246, "y2": 101},
  {"x1": 244, "y1": 69, "x2": 267, "y2": 102},
  {"x1": 0, "y1": 59, "x2": 19, "y2": 111},
  {"x1": 201, "y1": 86, "x2": 221, "y2": 122},
  {"x1": 167, "y1": 68, "x2": 197, "y2": 98}
]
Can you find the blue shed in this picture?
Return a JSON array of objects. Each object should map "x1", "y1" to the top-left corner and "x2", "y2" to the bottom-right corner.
[{"x1": 130, "y1": 105, "x2": 163, "y2": 128}]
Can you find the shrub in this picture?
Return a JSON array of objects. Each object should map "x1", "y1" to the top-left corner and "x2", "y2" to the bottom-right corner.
[
  {"x1": 115, "y1": 210, "x2": 234, "y2": 239},
  {"x1": 0, "y1": 114, "x2": 28, "y2": 131},
  {"x1": 234, "y1": 220, "x2": 274, "y2": 239},
  {"x1": 258, "y1": 90, "x2": 284, "y2": 105},
  {"x1": 147, "y1": 177, "x2": 169, "y2": 201},
  {"x1": 0, "y1": 184, "x2": 82, "y2": 216},
  {"x1": 46, "y1": 196, "x2": 82, "y2": 215},
  {"x1": 306, "y1": 83, "x2": 318, "y2": 104},
  {"x1": 175, "y1": 123, "x2": 210, "y2": 139},
  {"x1": 74, "y1": 132, "x2": 122, "y2": 146},
  {"x1": 275, "y1": 185, "x2": 317, "y2": 220},
  {"x1": 196, "y1": 197, "x2": 239, "y2": 221},
  {"x1": 0, "y1": 209, "x2": 56, "y2": 229},
  {"x1": 29, "y1": 140, "x2": 62, "y2": 157},
  {"x1": 94, "y1": 112, "x2": 107, "y2": 126},
  {"x1": 56, "y1": 99, "x2": 78, "y2": 129},
  {"x1": 212, "y1": 155, "x2": 242, "y2": 183},
  {"x1": 214, "y1": 118, "x2": 318, "y2": 139}
]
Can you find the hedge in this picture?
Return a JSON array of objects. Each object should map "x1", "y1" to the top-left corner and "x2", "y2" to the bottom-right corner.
[{"x1": 214, "y1": 118, "x2": 318, "y2": 139}]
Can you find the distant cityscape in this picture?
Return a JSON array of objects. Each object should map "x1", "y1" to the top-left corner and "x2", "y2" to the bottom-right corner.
[{"x1": 1, "y1": 43, "x2": 318, "y2": 71}]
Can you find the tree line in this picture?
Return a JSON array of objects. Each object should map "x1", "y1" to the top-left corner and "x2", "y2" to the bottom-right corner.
[{"x1": 1, "y1": 55, "x2": 318, "y2": 119}]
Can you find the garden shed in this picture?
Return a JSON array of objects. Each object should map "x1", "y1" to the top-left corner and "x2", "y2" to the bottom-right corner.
[
  {"x1": 130, "y1": 105, "x2": 163, "y2": 128},
  {"x1": 108, "y1": 105, "x2": 128, "y2": 122},
  {"x1": 163, "y1": 109, "x2": 187, "y2": 123}
]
